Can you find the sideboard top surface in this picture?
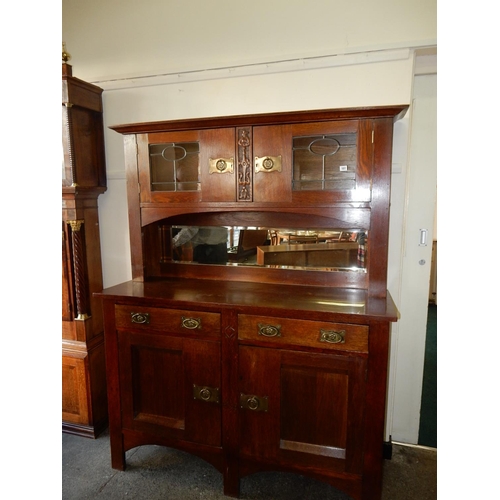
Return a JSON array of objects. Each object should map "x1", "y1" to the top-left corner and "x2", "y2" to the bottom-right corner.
[{"x1": 96, "y1": 278, "x2": 398, "y2": 322}]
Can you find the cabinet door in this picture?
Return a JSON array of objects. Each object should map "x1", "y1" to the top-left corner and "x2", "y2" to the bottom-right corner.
[
  {"x1": 253, "y1": 120, "x2": 372, "y2": 204},
  {"x1": 138, "y1": 128, "x2": 236, "y2": 204},
  {"x1": 239, "y1": 346, "x2": 366, "y2": 473},
  {"x1": 118, "y1": 330, "x2": 221, "y2": 447}
]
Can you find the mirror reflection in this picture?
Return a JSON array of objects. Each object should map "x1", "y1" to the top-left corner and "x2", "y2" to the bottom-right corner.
[{"x1": 171, "y1": 226, "x2": 368, "y2": 272}]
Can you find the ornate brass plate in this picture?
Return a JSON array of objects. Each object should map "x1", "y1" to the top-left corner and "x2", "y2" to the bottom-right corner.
[
  {"x1": 181, "y1": 316, "x2": 201, "y2": 329},
  {"x1": 130, "y1": 312, "x2": 150, "y2": 324},
  {"x1": 319, "y1": 329, "x2": 346, "y2": 344},
  {"x1": 258, "y1": 323, "x2": 281, "y2": 337},
  {"x1": 209, "y1": 157, "x2": 234, "y2": 174},
  {"x1": 255, "y1": 155, "x2": 282, "y2": 173}
]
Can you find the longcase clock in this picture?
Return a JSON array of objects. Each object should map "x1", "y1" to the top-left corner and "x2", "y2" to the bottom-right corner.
[{"x1": 62, "y1": 48, "x2": 108, "y2": 438}]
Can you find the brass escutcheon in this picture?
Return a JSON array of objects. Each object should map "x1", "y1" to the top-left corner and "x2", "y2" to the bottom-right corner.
[
  {"x1": 258, "y1": 323, "x2": 281, "y2": 337},
  {"x1": 181, "y1": 316, "x2": 201, "y2": 329},
  {"x1": 319, "y1": 329, "x2": 346, "y2": 344},
  {"x1": 130, "y1": 312, "x2": 150, "y2": 324}
]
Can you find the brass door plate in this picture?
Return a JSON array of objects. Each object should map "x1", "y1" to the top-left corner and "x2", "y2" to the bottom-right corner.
[
  {"x1": 255, "y1": 155, "x2": 282, "y2": 173},
  {"x1": 240, "y1": 393, "x2": 269, "y2": 412},
  {"x1": 193, "y1": 384, "x2": 220, "y2": 404},
  {"x1": 209, "y1": 157, "x2": 234, "y2": 174}
]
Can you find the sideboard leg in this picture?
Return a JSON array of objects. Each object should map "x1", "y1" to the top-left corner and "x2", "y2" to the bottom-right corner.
[
  {"x1": 223, "y1": 462, "x2": 240, "y2": 498},
  {"x1": 109, "y1": 431, "x2": 126, "y2": 471}
]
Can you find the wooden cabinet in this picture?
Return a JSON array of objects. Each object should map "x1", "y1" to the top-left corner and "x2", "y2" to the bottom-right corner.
[
  {"x1": 62, "y1": 60, "x2": 108, "y2": 437},
  {"x1": 114, "y1": 304, "x2": 221, "y2": 447},
  {"x1": 129, "y1": 114, "x2": 373, "y2": 206},
  {"x1": 98, "y1": 106, "x2": 407, "y2": 499},
  {"x1": 237, "y1": 313, "x2": 372, "y2": 500},
  {"x1": 237, "y1": 315, "x2": 368, "y2": 472}
]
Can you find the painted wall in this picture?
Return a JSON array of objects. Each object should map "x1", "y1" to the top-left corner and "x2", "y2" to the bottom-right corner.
[
  {"x1": 62, "y1": 0, "x2": 436, "y2": 83},
  {"x1": 62, "y1": 0, "x2": 437, "y2": 444}
]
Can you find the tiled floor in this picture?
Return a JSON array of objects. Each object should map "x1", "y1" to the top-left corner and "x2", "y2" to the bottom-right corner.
[{"x1": 62, "y1": 430, "x2": 436, "y2": 499}]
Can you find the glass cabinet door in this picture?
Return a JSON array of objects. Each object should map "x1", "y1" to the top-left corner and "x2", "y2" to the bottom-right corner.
[
  {"x1": 138, "y1": 129, "x2": 236, "y2": 203},
  {"x1": 149, "y1": 141, "x2": 200, "y2": 193},
  {"x1": 291, "y1": 120, "x2": 373, "y2": 203},
  {"x1": 253, "y1": 120, "x2": 373, "y2": 204},
  {"x1": 292, "y1": 130, "x2": 357, "y2": 191}
]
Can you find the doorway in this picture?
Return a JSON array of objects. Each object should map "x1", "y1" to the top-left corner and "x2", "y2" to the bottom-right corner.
[
  {"x1": 418, "y1": 235, "x2": 437, "y2": 447},
  {"x1": 418, "y1": 301, "x2": 437, "y2": 447},
  {"x1": 389, "y1": 69, "x2": 437, "y2": 445}
]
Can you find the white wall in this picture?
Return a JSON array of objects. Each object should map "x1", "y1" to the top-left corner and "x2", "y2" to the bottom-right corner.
[
  {"x1": 62, "y1": 0, "x2": 436, "y2": 83},
  {"x1": 62, "y1": 0, "x2": 437, "y2": 445}
]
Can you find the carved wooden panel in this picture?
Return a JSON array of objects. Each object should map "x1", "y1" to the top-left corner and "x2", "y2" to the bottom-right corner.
[{"x1": 237, "y1": 127, "x2": 252, "y2": 201}]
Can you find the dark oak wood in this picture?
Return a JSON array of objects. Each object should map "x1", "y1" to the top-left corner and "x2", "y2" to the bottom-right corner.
[
  {"x1": 62, "y1": 62, "x2": 108, "y2": 438},
  {"x1": 97, "y1": 279, "x2": 397, "y2": 499},
  {"x1": 98, "y1": 106, "x2": 407, "y2": 499},
  {"x1": 116, "y1": 107, "x2": 406, "y2": 295},
  {"x1": 110, "y1": 106, "x2": 407, "y2": 135}
]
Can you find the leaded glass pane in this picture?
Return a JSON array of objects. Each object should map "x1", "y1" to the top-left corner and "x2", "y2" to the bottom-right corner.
[
  {"x1": 149, "y1": 142, "x2": 200, "y2": 192},
  {"x1": 292, "y1": 134, "x2": 357, "y2": 191}
]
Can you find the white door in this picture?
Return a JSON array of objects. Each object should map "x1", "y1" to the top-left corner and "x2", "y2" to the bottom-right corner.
[{"x1": 388, "y1": 72, "x2": 437, "y2": 444}]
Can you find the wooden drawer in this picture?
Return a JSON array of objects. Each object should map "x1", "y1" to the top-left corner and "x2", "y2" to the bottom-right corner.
[
  {"x1": 115, "y1": 304, "x2": 220, "y2": 338},
  {"x1": 238, "y1": 314, "x2": 368, "y2": 353}
]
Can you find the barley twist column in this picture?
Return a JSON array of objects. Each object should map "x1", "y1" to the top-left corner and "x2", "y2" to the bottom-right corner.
[{"x1": 67, "y1": 220, "x2": 90, "y2": 320}]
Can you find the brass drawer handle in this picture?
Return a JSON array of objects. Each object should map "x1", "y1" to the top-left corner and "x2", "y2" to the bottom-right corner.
[
  {"x1": 193, "y1": 384, "x2": 220, "y2": 404},
  {"x1": 258, "y1": 323, "x2": 281, "y2": 337},
  {"x1": 240, "y1": 393, "x2": 269, "y2": 412},
  {"x1": 130, "y1": 312, "x2": 150, "y2": 324},
  {"x1": 181, "y1": 316, "x2": 201, "y2": 330},
  {"x1": 319, "y1": 329, "x2": 346, "y2": 344}
]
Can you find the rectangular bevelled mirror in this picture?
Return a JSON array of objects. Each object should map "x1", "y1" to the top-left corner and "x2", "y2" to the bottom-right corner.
[{"x1": 167, "y1": 225, "x2": 367, "y2": 272}]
